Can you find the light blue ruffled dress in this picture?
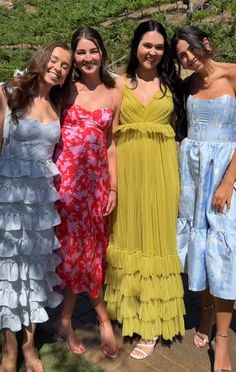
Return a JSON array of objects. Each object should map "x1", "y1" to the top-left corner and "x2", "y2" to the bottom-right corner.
[
  {"x1": 0, "y1": 110, "x2": 63, "y2": 331},
  {"x1": 178, "y1": 95, "x2": 236, "y2": 300}
]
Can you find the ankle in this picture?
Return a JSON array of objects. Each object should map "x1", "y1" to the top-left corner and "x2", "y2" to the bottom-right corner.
[{"x1": 216, "y1": 332, "x2": 228, "y2": 338}]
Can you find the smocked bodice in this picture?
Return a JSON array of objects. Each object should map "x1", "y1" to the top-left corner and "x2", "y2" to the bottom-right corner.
[{"x1": 187, "y1": 95, "x2": 236, "y2": 142}]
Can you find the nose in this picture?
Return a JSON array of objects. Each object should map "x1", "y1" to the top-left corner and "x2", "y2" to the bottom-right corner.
[
  {"x1": 149, "y1": 47, "x2": 157, "y2": 56},
  {"x1": 54, "y1": 61, "x2": 62, "y2": 73},
  {"x1": 186, "y1": 50, "x2": 195, "y2": 62},
  {"x1": 84, "y1": 52, "x2": 92, "y2": 61}
]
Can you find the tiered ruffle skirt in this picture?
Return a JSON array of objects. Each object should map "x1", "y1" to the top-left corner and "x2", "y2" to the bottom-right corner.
[
  {"x1": 0, "y1": 158, "x2": 62, "y2": 331},
  {"x1": 105, "y1": 125, "x2": 185, "y2": 340}
]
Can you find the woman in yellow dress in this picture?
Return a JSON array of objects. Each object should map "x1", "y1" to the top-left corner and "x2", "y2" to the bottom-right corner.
[{"x1": 105, "y1": 20, "x2": 185, "y2": 360}]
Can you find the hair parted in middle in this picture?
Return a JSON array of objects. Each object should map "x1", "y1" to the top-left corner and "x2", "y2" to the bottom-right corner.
[
  {"x1": 126, "y1": 20, "x2": 177, "y2": 93},
  {"x1": 71, "y1": 26, "x2": 115, "y2": 88}
]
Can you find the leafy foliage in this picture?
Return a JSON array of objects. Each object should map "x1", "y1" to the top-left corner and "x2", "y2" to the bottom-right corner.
[{"x1": 0, "y1": 0, "x2": 235, "y2": 81}]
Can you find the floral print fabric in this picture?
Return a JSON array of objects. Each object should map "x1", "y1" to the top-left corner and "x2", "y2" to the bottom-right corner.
[
  {"x1": 54, "y1": 104, "x2": 112, "y2": 298},
  {"x1": 177, "y1": 95, "x2": 236, "y2": 300}
]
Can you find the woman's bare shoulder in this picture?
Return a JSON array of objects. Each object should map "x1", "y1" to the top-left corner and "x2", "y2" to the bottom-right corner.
[{"x1": 115, "y1": 76, "x2": 126, "y2": 92}]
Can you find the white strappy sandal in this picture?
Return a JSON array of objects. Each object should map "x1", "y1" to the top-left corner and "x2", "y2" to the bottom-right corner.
[{"x1": 130, "y1": 337, "x2": 159, "y2": 360}]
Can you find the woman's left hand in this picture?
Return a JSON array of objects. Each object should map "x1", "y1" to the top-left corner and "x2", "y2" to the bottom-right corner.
[
  {"x1": 212, "y1": 179, "x2": 234, "y2": 214},
  {"x1": 104, "y1": 189, "x2": 117, "y2": 215}
]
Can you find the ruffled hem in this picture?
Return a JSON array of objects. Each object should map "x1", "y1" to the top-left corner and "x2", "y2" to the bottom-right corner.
[
  {"x1": 0, "y1": 290, "x2": 63, "y2": 332},
  {"x1": 105, "y1": 245, "x2": 185, "y2": 340},
  {"x1": 114, "y1": 122, "x2": 175, "y2": 138},
  {"x1": 0, "y1": 179, "x2": 59, "y2": 204},
  {"x1": 0, "y1": 204, "x2": 60, "y2": 230},
  {"x1": 0, "y1": 229, "x2": 60, "y2": 257},
  {"x1": 106, "y1": 296, "x2": 185, "y2": 340},
  {"x1": 0, "y1": 159, "x2": 59, "y2": 178}
]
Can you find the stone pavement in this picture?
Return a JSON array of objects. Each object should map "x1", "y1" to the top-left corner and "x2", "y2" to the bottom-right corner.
[
  {"x1": 38, "y1": 278, "x2": 236, "y2": 372},
  {"x1": 69, "y1": 278, "x2": 236, "y2": 372}
]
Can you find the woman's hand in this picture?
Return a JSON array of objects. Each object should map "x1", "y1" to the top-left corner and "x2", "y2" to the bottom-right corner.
[
  {"x1": 104, "y1": 189, "x2": 117, "y2": 216},
  {"x1": 212, "y1": 179, "x2": 234, "y2": 214}
]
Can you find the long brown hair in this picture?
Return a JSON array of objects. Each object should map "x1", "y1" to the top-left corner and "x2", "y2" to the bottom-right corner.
[
  {"x1": 71, "y1": 27, "x2": 115, "y2": 88},
  {"x1": 4, "y1": 41, "x2": 72, "y2": 123}
]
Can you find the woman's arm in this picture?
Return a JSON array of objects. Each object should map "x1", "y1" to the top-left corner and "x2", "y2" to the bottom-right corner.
[
  {"x1": 212, "y1": 64, "x2": 236, "y2": 213},
  {"x1": 212, "y1": 151, "x2": 236, "y2": 213},
  {"x1": 104, "y1": 88, "x2": 122, "y2": 215}
]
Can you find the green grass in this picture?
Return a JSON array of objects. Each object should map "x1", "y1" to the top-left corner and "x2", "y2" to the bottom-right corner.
[{"x1": 0, "y1": 331, "x2": 104, "y2": 372}]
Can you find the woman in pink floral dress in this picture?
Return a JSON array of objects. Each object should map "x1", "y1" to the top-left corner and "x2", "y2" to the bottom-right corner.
[{"x1": 54, "y1": 27, "x2": 121, "y2": 358}]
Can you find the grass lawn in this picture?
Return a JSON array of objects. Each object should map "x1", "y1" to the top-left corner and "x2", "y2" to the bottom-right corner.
[{"x1": 1, "y1": 325, "x2": 104, "y2": 372}]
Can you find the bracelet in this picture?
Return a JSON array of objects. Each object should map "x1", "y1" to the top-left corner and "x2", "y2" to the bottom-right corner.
[{"x1": 109, "y1": 188, "x2": 117, "y2": 194}]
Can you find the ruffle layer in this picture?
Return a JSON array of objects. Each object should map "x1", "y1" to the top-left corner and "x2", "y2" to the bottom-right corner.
[
  {"x1": 114, "y1": 122, "x2": 175, "y2": 138},
  {"x1": 106, "y1": 245, "x2": 182, "y2": 278},
  {"x1": 105, "y1": 246, "x2": 185, "y2": 340},
  {"x1": 0, "y1": 229, "x2": 60, "y2": 257},
  {"x1": 0, "y1": 253, "x2": 61, "y2": 282},
  {"x1": 0, "y1": 289, "x2": 63, "y2": 332},
  {"x1": 0, "y1": 178, "x2": 59, "y2": 204},
  {"x1": 0, "y1": 158, "x2": 59, "y2": 178},
  {"x1": 0, "y1": 204, "x2": 60, "y2": 230},
  {"x1": 0, "y1": 249, "x2": 62, "y2": 331}
]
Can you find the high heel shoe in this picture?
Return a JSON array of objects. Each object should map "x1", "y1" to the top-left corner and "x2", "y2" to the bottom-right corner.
[
  {"x1": 211, "y1": 333, "x2": 231, "y2": 372},
  {"x1": 53, "y1": 325, "x2": 85, "y2": 354},
  {"x1": 130, "y1": 337, "x2": 159, "y2": 360},
  {"x1": 193, "y1": 303, "x2": 215, "y2": 348}
]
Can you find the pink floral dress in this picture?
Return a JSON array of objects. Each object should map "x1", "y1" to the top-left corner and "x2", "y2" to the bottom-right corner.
[{"x1": 54, "y1": 104, "x2": 112, "y2": 298}]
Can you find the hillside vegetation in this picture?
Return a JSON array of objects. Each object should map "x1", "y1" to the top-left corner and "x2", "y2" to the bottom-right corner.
[{"x1": 0, "y1": 0, "x2": 235, "y2": 80}]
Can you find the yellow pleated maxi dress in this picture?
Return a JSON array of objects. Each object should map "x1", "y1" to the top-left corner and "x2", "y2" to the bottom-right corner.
[{"x1": 105, "y1": 82, "x2": 185, "y2": 341}]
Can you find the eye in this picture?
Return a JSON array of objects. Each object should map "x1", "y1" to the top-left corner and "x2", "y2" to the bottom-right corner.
[
  {"x1": 143, "y1": 43, "x2": 152, "y2": 49},
  {"x1": 76, "y1": 50, "x2": 85, "y2": 55},
  {"x1": 155, "y1": 45, "x2": 164, "y2": 51}
]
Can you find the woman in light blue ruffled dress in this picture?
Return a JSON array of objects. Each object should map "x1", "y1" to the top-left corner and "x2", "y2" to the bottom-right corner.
[
  {"x1": 0, "y1": 42, "x2": 72, "y2": 372},
  {"x1": 171, "y1": 26, "x2": 236, "y2": 372}
]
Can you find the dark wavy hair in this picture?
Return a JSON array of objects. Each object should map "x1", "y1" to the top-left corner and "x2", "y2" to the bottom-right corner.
[
  {"x1": 4, "y1": 41, "x2": 72, "y2": 124},
  {"x1": 71, "y1": 26, "x2": 115, "y2": 88},
  {"x1": 126, "y1": 20, "x2": 182, "y2": 128},
  {"x1": 170, "y1": 26, "x2": 213, "y2": 141},
  {"x1": 170, "y1": 25, "x2": 212, "y2": 74}
]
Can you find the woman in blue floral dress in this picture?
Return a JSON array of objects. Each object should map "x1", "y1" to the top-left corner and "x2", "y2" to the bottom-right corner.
[{"x1": 171, "y1": 26, "x2": 236, "y2": 372}]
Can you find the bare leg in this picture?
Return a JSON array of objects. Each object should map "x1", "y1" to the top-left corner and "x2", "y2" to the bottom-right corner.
[
  {"x1": 92, "y1": 289, "x2": 118, "y2": 358},
  {"x1": 194, "y1": 288, "x2": 215, "y2": 347},
  {"x1": 0, "y1": 330, "x2": 17, "y2": 372},
  {"x1": 22, "y1": 324, "x2": 43, "y2": 372},
  {"x1": 55, "y1": 288, "x2": 85, "y2": 353},
  {"x1": 213, "y1": 297, "x2": 233, "y2": 372}
]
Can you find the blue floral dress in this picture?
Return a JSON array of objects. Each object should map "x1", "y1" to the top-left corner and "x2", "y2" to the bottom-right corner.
[{"x1": 177, "y1": 95, "x2": 236, "y2": 300}]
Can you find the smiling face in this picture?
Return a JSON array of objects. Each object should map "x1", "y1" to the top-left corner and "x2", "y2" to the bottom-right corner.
[
  {"x1": 176, "y1": 39, "x2": 204, "y2": 72},
  {"x1": 136, "y1": 31, "x2": 165, "y2": 71},
  {"x1": 44, "y1": 47, "x2": 72, "y2": 87},
  {"x1": 74, "y1": 38, "x2": 102, "y2": 76}
]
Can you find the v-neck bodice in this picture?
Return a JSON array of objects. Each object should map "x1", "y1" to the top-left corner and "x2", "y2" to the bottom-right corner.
[{"x1": 115, "y1": 82, "x2": 175, "y2": 138}]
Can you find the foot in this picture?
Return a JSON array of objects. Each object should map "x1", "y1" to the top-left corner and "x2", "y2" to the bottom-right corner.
[
  {"x1": 54, "y1": 321, "x2": 85, "y2": 354},
  {"x1": 22, "y1": 345, "x2": 43, "y2": 372},
  {"x1": 99, "y1": 320, "x2": 118, "y2": 359},
  {"x1": 130, "y1": 337, "x2": 158, "y2": 360},
  {"x1": 0, "y1": 344, "x2": 17, "y2": 372},
  {"x1": 214, "y1": 333, "x2": 231, "y2": 372},
  {"x1": 194, "y1": 303, "x2": 215, "y2": 348}
]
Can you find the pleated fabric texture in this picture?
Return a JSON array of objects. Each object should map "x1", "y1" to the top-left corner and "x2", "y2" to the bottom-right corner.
[
  {"x1": 105, "y1": 84, "x2": 185, "y2": 340},
  {"x1": 0, "y1": 112, "x2": 63, "y2": 332}
]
